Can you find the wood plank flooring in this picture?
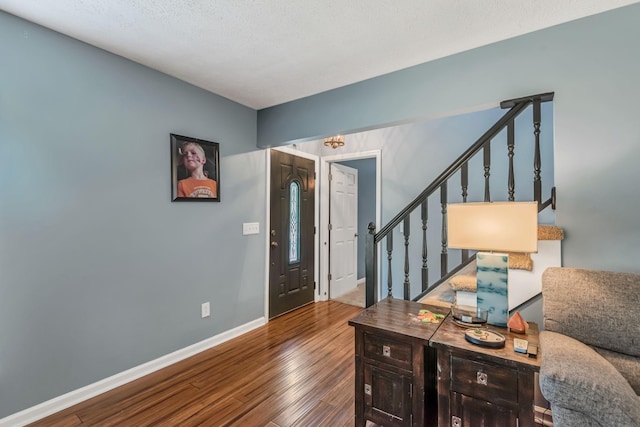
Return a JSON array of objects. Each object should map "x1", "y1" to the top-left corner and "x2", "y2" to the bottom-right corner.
[{"x1": 29, "y1": 301, "x2": 364, "y2": 427}]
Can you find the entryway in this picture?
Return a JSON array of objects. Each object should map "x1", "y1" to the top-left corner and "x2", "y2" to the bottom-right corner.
[
  {"x1": 267, "y1": 147, "x2": 380, "y2": 317},
  {"x1": 268, "y1": 149, "x2": 316, "y2": 319},
  {"x1": 320, "y1": 151, "x2": 380, "y2": 308}
]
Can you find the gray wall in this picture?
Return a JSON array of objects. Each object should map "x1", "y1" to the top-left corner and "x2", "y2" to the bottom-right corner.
[
  {"x1": 337, "y1": 159, "x2": 376, "y2": 280},
  {"x1": 0, "y1": 12, "x2": 265, "y2": 418},
  {"x1": 258, "y1": 4, "x2": 640, "y2": 274}
]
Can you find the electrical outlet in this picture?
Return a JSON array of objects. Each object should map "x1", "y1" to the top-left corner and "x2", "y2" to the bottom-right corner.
[
  {"x1": 242, "y1": 222, "x2": 260, "y2": 235},
  {"x1": 201, "y1": 302, "x2": 210, "y2": 318}
]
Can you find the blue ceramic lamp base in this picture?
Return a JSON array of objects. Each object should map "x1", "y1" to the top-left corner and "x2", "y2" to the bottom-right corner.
[{"x1": 476, "y1": 252, "x2": 509, "y2": 327}]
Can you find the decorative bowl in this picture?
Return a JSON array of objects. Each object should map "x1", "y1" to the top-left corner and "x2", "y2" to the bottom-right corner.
[{"x1": 451, "y1": 305, "x2": 488, "y2": 325}]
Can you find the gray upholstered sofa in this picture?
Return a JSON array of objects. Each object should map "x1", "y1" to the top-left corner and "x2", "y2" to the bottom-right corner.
[{"x1": 539, "y1": 267, "x2": 640, "y2": 427}]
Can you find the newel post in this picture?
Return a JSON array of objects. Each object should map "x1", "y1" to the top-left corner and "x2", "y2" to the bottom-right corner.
[{"x1": 365, "y1": 222, "x2": 378, "y2": 307}]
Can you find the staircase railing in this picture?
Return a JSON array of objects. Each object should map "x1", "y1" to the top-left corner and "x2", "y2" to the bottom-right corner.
[{"x1": 365, "y1": 92, "x2": 555, "y2": 307}]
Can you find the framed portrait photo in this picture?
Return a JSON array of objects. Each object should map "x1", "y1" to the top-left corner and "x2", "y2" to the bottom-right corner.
[{"x1": 171, "y1": 134, "x2": 220, "y2": 202}]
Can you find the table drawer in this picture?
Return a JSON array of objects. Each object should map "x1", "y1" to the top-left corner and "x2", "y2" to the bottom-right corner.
[
  {"x1": 364, "y1": 333, "x2": 413, "y2": 371},
  {"x1": 450, "y1": 356, "x2": 518, "y2": 406}
]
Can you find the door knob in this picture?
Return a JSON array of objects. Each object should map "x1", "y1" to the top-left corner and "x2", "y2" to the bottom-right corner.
[{"x1": 271, "y1": 241, "x2": 279, "y2": 248}]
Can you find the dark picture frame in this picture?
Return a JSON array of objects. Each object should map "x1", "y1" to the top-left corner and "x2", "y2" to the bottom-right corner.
[{"x1": 171, "y1": 133, "x2": 220, "y2": 202}]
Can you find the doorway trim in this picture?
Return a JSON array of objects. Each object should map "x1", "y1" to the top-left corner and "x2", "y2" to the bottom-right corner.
[
  {"x1": 265, "y1": 147, "x2": 321, "y2": 320},
  {"x1": 319, "y1": 149, "x2": 381, "y2": 302}
]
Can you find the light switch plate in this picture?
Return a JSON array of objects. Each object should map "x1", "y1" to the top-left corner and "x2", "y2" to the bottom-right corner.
[
  {"x1": 243, "y1": 222, "x2": 260, "y2": 235},
  {"x1": 201, "y1": 302, "x2": 210, "y2": 318}
]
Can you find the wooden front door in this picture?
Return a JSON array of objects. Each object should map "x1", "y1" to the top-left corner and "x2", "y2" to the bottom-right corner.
[{"x1": 269, "y1": 150, "x2": 315, "y2": 319}]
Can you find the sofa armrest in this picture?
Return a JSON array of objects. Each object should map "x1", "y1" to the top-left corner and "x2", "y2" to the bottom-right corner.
[{"x1": 539, "y1": 331, "x2": 640, "y2": 427}]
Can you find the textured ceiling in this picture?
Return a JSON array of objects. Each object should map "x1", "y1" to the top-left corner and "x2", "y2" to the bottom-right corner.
[{"x1": 2, "y1": 0, "x2": 638, "y2": 109}]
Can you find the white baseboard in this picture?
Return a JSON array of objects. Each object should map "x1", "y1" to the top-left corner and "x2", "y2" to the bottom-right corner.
[{"x1": 0, "y1": 317, "x2": 266, "y2": 427}]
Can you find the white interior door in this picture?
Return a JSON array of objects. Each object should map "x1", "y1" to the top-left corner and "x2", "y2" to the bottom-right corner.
[{"x1": 329, "y1": 163, "x2": 358, "y2": 298}]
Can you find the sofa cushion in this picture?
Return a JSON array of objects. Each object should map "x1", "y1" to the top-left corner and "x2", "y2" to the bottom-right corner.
[
  {"x1": 550, "y1": 407, "x2": 605, "y2": 427},
  {"x1": 595, "y1": 347, "x2": 640, "y2": 395},
  {"x1": 540, "y1": 331, "x2": 640, "y2": 426},
  {"x1": 542, "y1": 267, "x2": 640, "y2": 358}
]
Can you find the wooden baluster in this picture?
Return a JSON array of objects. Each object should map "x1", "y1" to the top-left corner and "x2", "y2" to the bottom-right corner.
[
  {"x1": 461, "y1": 162, "x2": 468, "y2": 203},
  {"x1": 365, "y1": 222, "x2": 377, "y2": 307},
  {"x1": 441, "y1": 183, "x2": 448, "y2": 277},
  {"x1": 387, "y1": 232, "x2": 393, "y2": 298},
  {"x1": 507, "y1": 120, "x2": 515, "y2": 201},
  {"x1": 460, "y1": 163, "x2": 469, "y2": 261},
  {"x1": 533, "y1": 99, "x2": 542, "y2": 207},
  {"x1": 484, "y1": 143, "x2": 491, "y2": 202},
  {"x1": 421, "y1": 200, "x2": 428, "y2": 293},
  {"x1": 403, "y1": 217, "x2": 410, "y2": 300}
]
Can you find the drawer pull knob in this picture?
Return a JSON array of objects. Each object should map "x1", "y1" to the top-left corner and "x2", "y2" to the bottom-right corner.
[
  {"x1": 364, "y1": 384, "x2": 372, "y2": 395},
  {"x1": 477, "y1": 371, "x2": 488, "y2": 386},
  {"x1": 382, "y1": 345, "x2": 391, "y2": 357},
  {"x1": 452, "y1": 416, "x2": 462, "y2": 427}
]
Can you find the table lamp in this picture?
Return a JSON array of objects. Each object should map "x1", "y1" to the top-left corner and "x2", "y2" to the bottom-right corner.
[{"x1": 447, "y1": 201, "x2": 538, "y2": 326}]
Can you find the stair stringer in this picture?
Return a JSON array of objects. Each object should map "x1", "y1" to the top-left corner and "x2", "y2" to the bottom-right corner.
[{"x1": 508, "y1": 240, "x2": 561, "y2": 310}]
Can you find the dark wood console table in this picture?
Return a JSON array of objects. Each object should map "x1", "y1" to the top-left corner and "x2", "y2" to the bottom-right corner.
[
  {"x1": 430, "y1": 317, "x2": 542, "y2": 427},
  {"x1": 349, "y1": 298, "x2": 547, "y2": 427},
  {"x1": 348, "y1": 298, "x2": 448, "y2": 426}
]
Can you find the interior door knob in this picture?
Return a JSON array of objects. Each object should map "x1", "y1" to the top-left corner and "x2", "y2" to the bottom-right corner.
[{"x1": 271, "y1": 241, "x2": 278, "y2": 248}]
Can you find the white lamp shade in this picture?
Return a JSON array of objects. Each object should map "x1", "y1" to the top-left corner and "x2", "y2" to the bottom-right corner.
[{"x1": 447, "y1": 201, "x2": 538, "y2": 253}]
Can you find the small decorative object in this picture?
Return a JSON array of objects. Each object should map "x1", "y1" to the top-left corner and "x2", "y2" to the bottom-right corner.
[
  {"x1": 171, "y1": 134, "x2": 220, "y2": 202},
  {"x1": 465, "y1": 328, "x2": 506, "y2": 348},
  {"x1": 323, "y1": 134, "x2": 345, "y2": 149},
  {"x1": 415, "y1": 309, "x2": 445, "y2": 324},
  {"x1": 507, "y1": 311, "x2": 529, "y2": 334},
  {"x1": 451, "y1": 304, "x2": 488, "y2": 327},
  {"x1": 513, "y1": 338, "x2": 529, "y2": 354}
]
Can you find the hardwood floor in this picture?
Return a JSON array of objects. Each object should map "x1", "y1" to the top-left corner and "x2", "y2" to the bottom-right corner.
[{"x1": 29, "y1": 301, "x2": 364, "y2": 427}]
